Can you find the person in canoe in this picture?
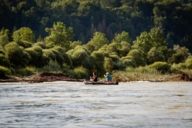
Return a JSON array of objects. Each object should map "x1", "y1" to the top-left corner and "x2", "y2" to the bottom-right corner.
[
  {"x1": 104, "y1": 72, "x2": 112, "y2": 81},
  {"x1": 90, "y1": 72, "x2": 98, "y2": 82}
]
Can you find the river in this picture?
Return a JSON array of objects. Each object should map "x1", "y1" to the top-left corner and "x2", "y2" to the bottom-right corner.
[{"x1": 0, "y1": 81, "x2": 192, "y2": 128}]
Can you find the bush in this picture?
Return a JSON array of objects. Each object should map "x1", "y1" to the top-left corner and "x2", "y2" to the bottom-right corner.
[
  {"x1": 73, "y1": 66, "x2": 88, "y2": 79},
  {"x1": 25, "y1": 46, "x2": 43, "y2": 66},
  {"x1": 41, "y1": 60, "x2": 62, "y2": 73},
  {"x1": 120, "y1": 56, "x2": 135, "y2": 67},
  {"x1": 149, "y1": 61, "x2": 171, "y2": 73},
  {"x1": 127, "y1": 49, "x2": 146, "y2": 66},
  {"x1": 4, "y1": 42, "x2": 30, "y2": 67},
  {"x1": 12, "y1": 27, "x2": 34, "y2": 43},
  {"x1": 104, "y1": 57, "x2": 113, "y2": 72},
  {"x1": 0, "y1": 65, "x2": 11, "y2": 77},
  {"x1": 15, "y1": 67, "x2": 36, "y2": 76},
  {"x1": 67, "y1": 45, "x2": 90, "y2": 67},
  {"x1": 43, "y1": 46, "x2": 65, "y2": 65},
  {"x1": 185, "y1": 56, "x2": 192, "y2": 69},
  {"x1": 0, "y1": 53, "x2": 10, "y2": 66},
  {"x1": 171, "y1": 63, "x2": 186, "y2": 72}
]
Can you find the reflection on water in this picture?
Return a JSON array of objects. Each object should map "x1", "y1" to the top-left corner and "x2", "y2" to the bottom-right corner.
[{"x1": 0, "y1": 81, "x2": 192, "y2": 128}]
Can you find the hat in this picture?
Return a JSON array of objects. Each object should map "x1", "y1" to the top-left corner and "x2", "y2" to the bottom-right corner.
[{"x1": 106, "y1": 72, "x2": 109, "y2": 75}]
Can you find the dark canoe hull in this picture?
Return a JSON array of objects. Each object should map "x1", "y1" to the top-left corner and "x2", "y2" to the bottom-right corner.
[{"x1": 84, "y1": 81, "x2": 118, "y2": 85}]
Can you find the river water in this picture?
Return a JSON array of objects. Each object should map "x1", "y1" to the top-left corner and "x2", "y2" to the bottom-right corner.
[{"x1": 0, "y1": 81, "x2": 192, "y2": 128}]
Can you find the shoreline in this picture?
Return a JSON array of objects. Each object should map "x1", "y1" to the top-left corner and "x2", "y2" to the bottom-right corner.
[{"x1": 0, "y1": 72, "x2": 191, "y2": 83}]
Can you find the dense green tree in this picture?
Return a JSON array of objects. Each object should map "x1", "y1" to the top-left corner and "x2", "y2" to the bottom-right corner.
[
  {"x1": 169, "y1": 45, "x2": 190, "y2": 64},
  {"x1": 0, "y1": 28, "x2": 9, "y2": 46},
  {"x1": 45, "y1": 22, "x2": 73, "y2": 48},
  {"x1": 4, "y1": 42, "x2": 30, "y2": 67},
  {"x1": 66, "y1": 45, "x2": 92, "y2": 68},
  {"x1": 12, "y1": 27, "x2": 34, "y2": 48},
  {"x1": 113, "y1": 31, "x2": 131, "y2": 44},
  {"x1": 104, "y1": 57, "x2": 113, "y2": 72},
  {"x1": 25, "y1": 45, "x2": 43, "y2": 67},
  {"x1": 86, "y1": 32, "x2": 109, "y2": 51}
]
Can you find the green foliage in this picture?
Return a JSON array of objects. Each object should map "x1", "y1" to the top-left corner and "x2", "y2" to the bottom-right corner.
[
  {"x1": 127, "y1": 49, "x2": 146, "y2": 66},
  {"x1": 132, "y1": 28, "x2": 167, "y2": 53},
  {"x1": 12, "y1": 27, "x2": 34, "y2": 47},
  {"x1": 0, "y1": 28, "x2": 9, "y2": 46},
  {"x1": 43, "y1": 45, "x2": 66, "y2": 65},
  {"x1": 86, "y1": 32, "x2": 109, "y2": 51},
  {"x1": 0, "y1": 53, "x2": 10, "y2": 67},
  {"x1": 69, "y1": 41, "x2": 82, "y2": 49},
  {"x1": 169, "y1": 45, "x2": 190, "y2": 63},
  {"x1": 15, "y1": 67, "x2": 36, "y2": 76},
  {"x1": 4, "y1": 42, "x2": 30, "y2": 67},
  {"x1": 185, "y1": 56, "x2": 192, "y2": 69},
  {"x1": 41, "y1": 60, "x2": 62, "y2": 73},
  {"x1": 45, "y1": 22, "x2": 73, "y2": 48},
  {"x1": 91, "y1": 51, "x2": 105, "y2": 74},
  {"x1": 120, "y1": 56, "x2": 135, "y2": 67},
  {"x1": 104, "y1": 57, "x2": 113, "y2": 72},
  {"x1": 171, "y1": 63, "x2": 186, "y2": 72},
  {"x1": 149, "y1": 61, "x2": 171, "y2": 73},
  {"x1": 1, "y1": 0, "x2": 192, "y2": 51},
  {"x1": 0, "y1": 0, "x2": 192, "y2": 79},
  {"x1": 67, "y1": 45, "x2": 91, "y2": 68},
  {"x1": 25, "y1": 46, "x2": 43, "y2": 66},
  {"x1": 113, "y1": 31, "x2": 131, "y2": 44},
  {"x1": 147, "y1": 46, "x2": 168, "y2": 64},
  {"x1": 0, "y1": 65, "x2": 11, "y2": 77},
  {"x1": 73, "y1": 66, "x2": 88, "y2": 79}
]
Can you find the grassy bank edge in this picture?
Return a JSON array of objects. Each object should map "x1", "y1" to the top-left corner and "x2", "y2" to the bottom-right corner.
[{"x1": 0, "y1": 71, "x2": 191, "y2": 83}]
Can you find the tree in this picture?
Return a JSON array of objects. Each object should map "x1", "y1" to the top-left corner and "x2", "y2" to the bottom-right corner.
[
  {"x1": 4, "y1": 42, "x2": 30, "y2": 67},
  {"x1": 66, "y1": 45, "x2": 92, "y2": 68},
  {"x1": 86, "y1": 32, "x2": 109, "y2": 51},
  {"x1": 147, "y1": 46, "x2": 168, "y2": 64},
  {"x1": 0, "y1": 28, "x2": 9, "y2": 46},
  {"x1": 104, "y1": 57, "x2": 113, "y2": 72},
  {"x1": 45, "y1": 22, "x2": 73, "y2": 48},
  {"x1": 12, "y1": 27, "x2": 34, "y2": 48},
  {"x1": 113, "y1": 31, "x2": 131, "y2": 44},
  {"x1": 169, "y1": 45, "x2": 190, "y2": 63}
]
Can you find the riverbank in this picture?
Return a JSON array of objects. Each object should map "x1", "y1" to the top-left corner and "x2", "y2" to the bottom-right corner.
[
  {"x1": 0, "y1": 71, "x2": 191, "y2": 83},
  {"x1": 0, "y1": 72, "x2": 84, "y2": 83},
  {"x1": 113, "y1": 72, "x2": 192, "y2": 82}
]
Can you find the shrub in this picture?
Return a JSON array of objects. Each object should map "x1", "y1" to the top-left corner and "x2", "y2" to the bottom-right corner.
[
  {"x1": 0, "y1": 53, "x2": 10, "y2": 66},
  {"x1": 41, "y1": 60, "x2": 62, "y2": 73},
  {"x1": 171, "y1": 63, "x2": 186, "y2": 72},
  {"x1": 12, "y1": 27, "x2": 34, "y2": 43},
  {"x1": 73, "y1": 66, "x2": 88, "y2": 79},
  {"x1": 15, "y1": 67, "x2": 36, "y2": 76},
  {"x1": 149, "y1": 61, "x2": 171, "y2": 73},
  {"x1": 25, "y1": 46, "x2": 43, "y2": 66},
  {"x1": 4, "y1": 42, "x2": 30, "y2": 67},
  {"x1": 0, "y1": 65, "x2": 11, "y2": 77},
  {"x1": 43, "y1": 46, "x2": 65, "y2": 65},
  {"x1": 185, "y1": 56, "x2": 192, "y2": 69},
  {"x1": 104, "y1": 57, "x2": 113, "y2": 72},
  {"x1": 127, "y1": 49, "x2": 146, "y2": 66},
  {"x1": 67, "y1": 45, "x2": 90, "y2": 67},
  {"x1": 120, "y1": 56, "x2": 135, "y2": 67}
]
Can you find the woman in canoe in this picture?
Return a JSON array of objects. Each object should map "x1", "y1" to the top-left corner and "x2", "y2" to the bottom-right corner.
[{"x1": 90, "y1": 72, "x2": 98, "y2": 82}]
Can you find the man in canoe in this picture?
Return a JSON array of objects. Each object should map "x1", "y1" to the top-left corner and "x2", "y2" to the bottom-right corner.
[{"x1": 104, "y1": 72, "x2": 112, "y2": 81}]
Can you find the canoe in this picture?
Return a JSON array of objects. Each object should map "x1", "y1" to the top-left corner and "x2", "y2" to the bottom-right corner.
[{"x1": 84, "y1": 81, "x2": 118, "y2": 85}]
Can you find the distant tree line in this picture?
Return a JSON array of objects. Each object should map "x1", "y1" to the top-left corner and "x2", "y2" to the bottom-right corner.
[
  {"x1": 0, "y1": 22, "x2": 191, "y2": 78},
  {"x1": 0, "y1": 0, "x2": 192, "y2": 51}
]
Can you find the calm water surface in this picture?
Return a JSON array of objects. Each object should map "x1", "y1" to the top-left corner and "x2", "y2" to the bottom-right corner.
[{"x1": 0, "y1": 81, "x2": 192, "y2": 128}]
